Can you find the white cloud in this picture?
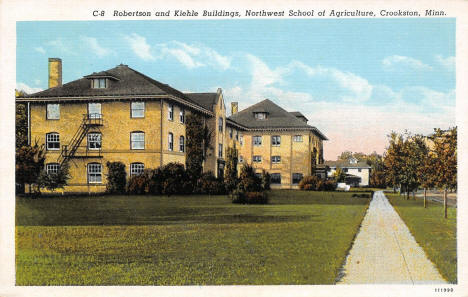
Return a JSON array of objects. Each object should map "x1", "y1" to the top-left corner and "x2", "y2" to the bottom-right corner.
[
  {"x1": 435, "y1": 55, "x2": 455, "y2": 71},
  {"x1": 16, "y1": 82, "x2": 43, "y2": 94},
  {"x1": 155, "y1": 41, "x2": 231, "y2": 70},
  {"x1": 34, "y1": 46, "x2": 45, "y2": 54},
  {"x1": 34, "y1": 79, "x2": 41, "y2": 85},
  {"x1": 222, "y1": 54, "x2": 454, "y2": 159},
  {"x1": 80, "y1": 36, "x2": 112, "y2": 57},
  {"x1": 46, "y1": 39, "x2": 76, "y2": 55},
  {"x1": 382, "y1": 55, "x2": 432, "y2": 71},
  {"x1": 123, "y1": 33, "x2": 155, "y2": 61}
]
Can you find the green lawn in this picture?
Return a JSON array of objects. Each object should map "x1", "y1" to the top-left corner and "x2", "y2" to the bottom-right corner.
[
  {"x1": 16, "y1": 190, "x2": 369, "y2": 285},
  {"x1": 386, "y1": 193, "x2": 457, "y2": 283}
]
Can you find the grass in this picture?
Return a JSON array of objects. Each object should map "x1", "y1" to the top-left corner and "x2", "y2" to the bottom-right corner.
[
  {"x1": 386, "y1": 193, "x2": 457, "y2": 283},
  {"x1": 16, "y1": 190, "x2": 369, "y2": 285}
]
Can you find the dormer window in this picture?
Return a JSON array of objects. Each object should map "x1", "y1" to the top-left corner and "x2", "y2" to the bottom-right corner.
[
  {"x1": 92, "y1": 78, "x2": 107, "y2": 89},
  {"x1": 254, "y1": 112, "x2": 267, "y2": 120}
]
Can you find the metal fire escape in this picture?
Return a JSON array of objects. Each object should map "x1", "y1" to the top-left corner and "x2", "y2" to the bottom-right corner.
[{"x1": 57, "y1": 113, "x2": 103, "y2": 166}]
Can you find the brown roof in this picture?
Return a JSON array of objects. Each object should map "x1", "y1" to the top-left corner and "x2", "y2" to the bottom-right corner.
[{"x1": 324, "y1": 160, "x2": 371, "y2": 168}]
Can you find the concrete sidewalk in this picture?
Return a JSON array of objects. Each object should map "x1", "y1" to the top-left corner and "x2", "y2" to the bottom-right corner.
[{"x1": 338, "y1": 191, "x2": 447, "y2": 284}]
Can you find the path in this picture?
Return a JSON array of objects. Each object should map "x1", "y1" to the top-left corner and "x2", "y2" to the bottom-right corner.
[{"x1": 338, "y1": 191, "x2": 447, "y2": 284}]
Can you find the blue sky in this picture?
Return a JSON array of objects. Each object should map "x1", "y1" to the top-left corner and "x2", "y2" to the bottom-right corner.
[{"x1": 17, "y1": 19, "x2": 455, "y2": 159}]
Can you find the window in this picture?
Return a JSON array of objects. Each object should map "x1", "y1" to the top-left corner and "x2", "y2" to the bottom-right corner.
[
  {"x1": 239, "y1": 155, "x2": 244, "y2": 163},
  {"x1": 46, "y1": 163, "x2": 60, "y2": 174},
  {"x1": 271, "y1": 173, "x2": 281, "y2": 184},
  {"x1": 254, "y1": 112, "x2": 267, "y2": 120},
  {"x1": 218, "y1": 117, "x2": 223, "y2": 132},
  {"x1": 131, "y1": 132, "x2": 145, "y2": 150},
  {"x1": 229, "y1": 128, "x2": 233, "y2": 139},
  {"x1": 130, "y1": 163, "x2": 145, "y2": 176},
  {"x1": 179, "y1": 136, "x2": 185, "y2": 152},
  {"x1": 46, "y1": 104, "x2": 60, "y2": 120},
  {"x1": 88, "y1": 133, "x2": 102, "y2": 150},
  {"x1": 272, "y1": 156, "x2": 281, "y2": 163},
  {"x1": 131, "y1": 102, "x2": 145, "y2": 118},
  {"x1": 255, "y1": 173, "x2": 262, "y2": 179},
  {"x1": 293, "y1": 135, "x2": 303, "y2": 142},
  {"x1": 272, "y1": 135, "x2": 281, "y2": 146},
  {"x1": 46, "y1": 132, "x2": 60, "y2": 150},
  {"x1": 218, "y1": 143, "x2": 223, "y2": 158},
  {"x1": 253, "y1": 155, "x2": 262, "y2": 163},
  {"x1": 92, "y1": 78, "x2": 107, "y2": 89},
  {"x1": 168, "y1": 104, "x2": 174, "y2": 120},
  {"x1": 253, "y1": 136, "x2": 262, "y2": 146},
  {"x1": 239, "y1": 135, "x2": 243, "y2": 146},
  {"x1": 292, "y1": 173, "x2": 303, "y2": 184},
  {"x1": 87, "y1": 163, "x2": 102, "y2": 183},
  {"x1": 344, "y1": 168, "x2": 348, "y2": 173},
  {"x1": 180, "y1": 108, "x2": 185, "y2": 123},
  {"x1": 358, "y1": 168, "x2": 362, "y2": 172},
  {"x1": 168, "y1": 132, "x2": 173, "y2": 151},
  {"x1": 88, "y1": 103, "x2": 101, "y2": 119},
  {"x1": 235, "y1": 131, "x2": 239, "y2": 141}
]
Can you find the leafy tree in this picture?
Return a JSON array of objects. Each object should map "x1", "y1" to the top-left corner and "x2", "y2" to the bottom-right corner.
[
  {"x1": 224, "y1": 145, "x2": 238, "y2": 192},
  {"x1": 337, "y1": 151, "x2": 353, "y2": 161},
  {"x1": 16, "y1": 103, "x2": 28, "y2": 149},
  {"x1": 185, "y1": 113, "x2": 212, "y2": 184},
  {"x1": 383, "y1": 132, "x2": 404, "y2": 193},
  {"x1": 37, "y1": 163, "x2": 70, "y2": 192},
  {"x1": 261, "y1": 169, "x2": 271, "y2": 190},
  {"x1": 15, "y1": 140, "x2": 46, "y2": 195},
  {"x1": 237, "y1": 164, "x2": 263, "y2": 193},
  {"x1": 333, "y1": 167, "x2": 346, "y2": 183},
  {"x1": 106, "y1": 161, "x2": 127, "y2": 194},
  {"x1": 430, "y1": 127, "x2": 457, "y2": 218},
  {"x1": 370, "y1": 170, "x2": 387, "y2": 188}
]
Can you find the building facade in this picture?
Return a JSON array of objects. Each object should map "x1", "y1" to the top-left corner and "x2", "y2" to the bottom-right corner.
[
  {"x1": 324, "y1": 157, "x2": 371, "y2": 187},
  {"x1": 16, "y1": 58, "x2": 327, "y2": 192}
]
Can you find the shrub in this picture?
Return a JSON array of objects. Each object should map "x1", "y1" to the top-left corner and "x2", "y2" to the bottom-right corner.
[
  {"x1": 146, "y1": 168, "x2": 164, "y2": 195},
  {"x1": 126, "y1": 173, "x2": 149, "y2": 195},
  {"x1": 299, "y1": 175, "x2": 321, "y2": 191},
  {"x1": 351, "y1": 193, "x2": 371, "y2": 198},
  {"x1": 238, "y1": 164, "x2": 263, "y2": 192},
  {"x1": 231, "y1": 190, "x2": 268, "y2": 204},
  {"x1": 106, "y1": 162, "x2": 127, "y2": 194},
  {"x1": 161, "y1": 162, "x2": 192, "y2": 195},
  {"x1": 261, "y1": 170, "x2": 271, "y2": 190},
  {"x1": 322, "y1": 180, "x2": 337, "y2": 191},
  {"x1": 197, "y1": 171, "x2": 226, "y2": 195}
]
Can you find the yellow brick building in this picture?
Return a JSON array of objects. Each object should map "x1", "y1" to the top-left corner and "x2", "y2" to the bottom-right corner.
[{"x1": 16, "y1": 58, "x2": 327, "y2": 192}]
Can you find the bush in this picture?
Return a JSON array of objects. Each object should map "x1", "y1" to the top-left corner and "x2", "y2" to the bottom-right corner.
[
  {"x1": 126, "y1": 173, "x2": 149, "y2": 195},
  {"x1": 106, "y1": 162, "x2": 127, "y2": 194},
  {"x1": 161, "y1": 162, "x2": 192, "y2": 195},
  {"x1": 147, "y1": 168, "x2": 164, "y2": 195},
  {"x1": 299, "y1": 175, "x2": 336, "y2": 191},
  {"x1": 197, "y1": 171, "x2": 226, "y2": 195},
  {"x1": 238, "y1": 164, "x2": 263, "y2": 192},
  {"x1": 261, "y1": 170, "x2": 271, "y2": 190},
  {"x1": 231, "y1": 190, "x2": 268, "y2": 204},
  {"x1": 351, "y1": 193, "x2": 371, "y2": 198}
]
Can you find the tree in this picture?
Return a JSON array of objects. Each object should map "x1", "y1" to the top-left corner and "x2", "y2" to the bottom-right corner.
[
  {"x1": 383, "y1": 132, "x2": 404, "y2": 193},
  {"x1": 185, "y1": 113, "x2": 206, "y2": 183},
  {"x1": 106, "y1": 161, "x2": 127, "y2": 194},
  {"x1": 337, "y1": 151, "x2": 353, "y2": 161},
  {"x1": 37, "y1": 163, "x2": 70, "y2": 192},
  {"x1": 15, "y1": 140, "x2": 46, "y2": 195},
  {"x1": 224, "y1": 145, "x2": 238, "y2": 192},
  {"x1": 430, "y1": 127, "x2": 457, "y2": 218},
  {"x1": 16, "y1": 103, "x2": 28, "y2": 149},
  {"x1": 333, "y1": 167, "x2": 346, "y2": 183}
]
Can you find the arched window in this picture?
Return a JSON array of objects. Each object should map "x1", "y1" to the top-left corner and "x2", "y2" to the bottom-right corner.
[
  {"x1": 130, "y1": 163, "x2": 145, "y2": 176},
  {"x1": 168, "y1": 132, "x2": 173, "y2": 151},
  {"x1": 131, "y1": 131, "x2": 145, "y2": 150},
  {"x1": 179, "y1": 136, "x2": 185, "y2": 152},
  {"x1": 87, "y1": 163, "x2": 102, "y2": 183},
  {"x1": 46, "y1": 132, "x2": 60, "y2": 150}
]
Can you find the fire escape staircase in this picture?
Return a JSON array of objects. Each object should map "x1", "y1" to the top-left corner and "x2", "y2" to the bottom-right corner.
[{"x1": 57, "y1": 114, "x2": 103, "y2": 166}]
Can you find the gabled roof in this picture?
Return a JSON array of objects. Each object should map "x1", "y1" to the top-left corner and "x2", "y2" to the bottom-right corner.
[
  {"x1": 324, "y1": 160, "x2": 371, "y2": 169},
  {"x1": 228, "y1": 99, "x2": 327, "y2": 139},
  {"x1": 18, "y1": 64, "x2": 201, "y2": 107},
  {"x1": 184, "y1": 92, "x2": 218, "y2": 112}
]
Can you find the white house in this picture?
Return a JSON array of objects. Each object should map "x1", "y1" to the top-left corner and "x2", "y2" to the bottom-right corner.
[{"x1": 324, "y1": 157, "x2": 371, "y2": 187}]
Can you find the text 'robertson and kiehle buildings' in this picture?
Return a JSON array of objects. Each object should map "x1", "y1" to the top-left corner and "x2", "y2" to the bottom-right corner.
[{"x1": 16, "y1": 58, "x2": 328, "y2": 193}]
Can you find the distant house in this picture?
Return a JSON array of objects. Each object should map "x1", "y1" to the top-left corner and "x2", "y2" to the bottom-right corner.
[{"x1": 324, "y1": 157, "x2": 371, "y2": 187}]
